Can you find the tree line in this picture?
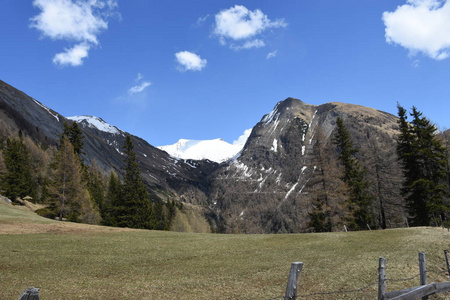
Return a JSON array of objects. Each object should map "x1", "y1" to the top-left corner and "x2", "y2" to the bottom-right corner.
[
  {"x1": 309, "y1": 105, "x2": 449, "y2": 232},
  {"x1": 0, "y1": 121, "x2": 178, "y2": 230}
]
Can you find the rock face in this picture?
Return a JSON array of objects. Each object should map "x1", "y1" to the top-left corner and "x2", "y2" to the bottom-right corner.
[
  {"x1": 207, "y1": 98, "x2": 403, "y2": 233},
  {"x1": 0, "y1": 79, "x2": 405, "y2": 233}
]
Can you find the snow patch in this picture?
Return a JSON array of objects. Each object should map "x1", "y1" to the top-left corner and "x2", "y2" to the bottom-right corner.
[
  {"x1": 262, "y1": 105, "x2": 279, "y2": 125},
  {"x1": 234, "y1": 162, "x2": 253, "y2": 178},
  {"x1": 285, "y1": 182, "x2": 299, "y2": 199},
  {"x1": 33, "y1": 99, "x2": 60, "y2": 122},
  {"x1": 276, "y1": 173, "x2": 282, "y2": 185},
  {"x1": 271, "y1": 139, "x2": 278, "y2": 152},
  {"x1": 68, "y1": 115, "x2": 121, "y2": 134}
]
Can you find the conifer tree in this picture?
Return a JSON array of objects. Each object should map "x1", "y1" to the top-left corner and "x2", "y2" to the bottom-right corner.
[
  {"x1": 397, "y1": 105, "x2": 448, "y2": 226},
  {"x1": 0, "y1": 151, "x2": 6, "y2": 179},
  {"x1": 62, "y1": 121, "x2": 84, "y2": 158},
  {"x1": 49, "y1": 136, "x2": 99, "y2": 223},
  {"x1": 86, "y1": 167, "x2": 106, "y2": 215},
  {"x1": 101, "y1": 171, "x2": 122, "y2": 226},
  {"x1": 332, "y1": 117, "x2": 373, "y2": 230},
  {"x1": 2, "y1": 134, "x2": 33, "y2": 201},
  {"x1": 118, "y1": 135, "x2": 153, "y2": 229}
]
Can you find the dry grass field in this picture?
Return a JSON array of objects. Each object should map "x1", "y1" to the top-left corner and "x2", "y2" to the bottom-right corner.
[{"x1": 1, "y1": 201, "x2": 449, "y2": 299}]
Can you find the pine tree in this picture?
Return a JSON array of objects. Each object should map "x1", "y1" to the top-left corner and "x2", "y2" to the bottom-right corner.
[
  {"x1": 62, "y1": 121, "x2": 84, "y2": 158},
  {"x1": 397, "y1": 105, "x2": 449, "y2": 226},
  {"x1": 86, "y1": 166, "x2": 106, "y2": 216},
  {"x1": 101, "y1": 171, "x2": 122, "y2": 226},
  {"x1": 332, "y1": 117, "x2": 373, "y2": 230},
  {"x1": 2, "y1": 134, "x2": 33, "y2": 201},
  {"x1": 0, "y1": 151, "x2": 6, "y2": 179},
  {"x1": 118, "y1": 135, "x2": 153, "y2": 229},
  {"x1": 49, "y1": 136, "x2": 99, "y2": 223}
]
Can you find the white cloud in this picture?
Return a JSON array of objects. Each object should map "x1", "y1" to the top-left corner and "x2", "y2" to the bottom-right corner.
[
  {"x1": 53, "y1": 42, "x2": 90, "y2": 66},
  {"x1": 266, "y1": 50, "x2": 278, "y2": 59},
  {"x1": 175, "y1": 51, "x2": 207, "y2": 72},
  {"x1": 195, "y1": 14, "x2": 210, "y2": 27},
  {"x1": 231, "y1": 39, "x2": 265, "y2": 51},
  {"x1": 213, "y1": 5, "x2": 287, "y2": 50},
  {"x1": 233, "y1": 128, "x2": 252, "y2": 147},
  {"x1": 30, "y1": 0, "x2": 118, "y2": 66},
  {"x1": 129, "y1": 81, "x2": 152, "y2": 94},
  {"x1": 383, "y1": 0, "x2": 450, "y2": 60},
  {"x1": 135, "y1": 73, "x2": 143, "y2": 81}
]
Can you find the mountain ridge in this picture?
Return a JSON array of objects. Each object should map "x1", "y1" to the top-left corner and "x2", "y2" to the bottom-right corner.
[{"x1": 0, "y1": 79, "x2": 407, "y2": 233}]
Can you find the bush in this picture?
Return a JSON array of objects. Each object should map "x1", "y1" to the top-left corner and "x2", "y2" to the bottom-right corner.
[{"x1": 35, "y1": 207, "x2": 57, "y2": 219}]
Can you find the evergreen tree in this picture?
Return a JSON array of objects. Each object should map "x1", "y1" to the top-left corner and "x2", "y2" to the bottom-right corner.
[
  {"x1": 62, "y1": 121, "x2": 84, "y2": 158},
  {"x1": 101, "y1": 171, "x2": 122, "y2": 226},
  {"x1": 397, "y1": 105, "x2": 449, "y2": 226},
  {"x1": 49, "y1": 136, "x2": 99, "y2": 223},
  {"x1": 117, "y1": 135, "x2": 153, "y2": 229},
  {"x1": 2, "y1": 135, "x2": 33, "y2": 201},
  {"x1": 332, "y1": 117, "x2": 373, "y2": 230},
  {"x1": 0, "y1": 151, "x2": 6, "y2": 179},
  {"x1": 86, "y1": 167, "x2": 106, "y2": 215}
]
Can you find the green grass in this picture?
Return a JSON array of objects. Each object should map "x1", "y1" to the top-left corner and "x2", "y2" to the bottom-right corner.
[{"x1": 1, "y1": 203, "x2": 450, "y2": 299}]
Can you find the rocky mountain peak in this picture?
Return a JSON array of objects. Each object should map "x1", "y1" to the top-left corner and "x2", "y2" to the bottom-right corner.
[
  {"x1": 67, "y1": 115, "x2": 122, "y2": 135},
  {"x1": 261, "y1": 98, "x2": 316, "y2": 126}
]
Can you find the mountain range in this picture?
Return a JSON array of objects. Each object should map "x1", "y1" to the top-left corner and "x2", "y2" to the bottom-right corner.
[{"x1": 0, "y1": 79, "x2": 406, "y2": 233}]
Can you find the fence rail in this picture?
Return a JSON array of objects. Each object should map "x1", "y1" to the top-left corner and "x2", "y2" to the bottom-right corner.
[
  {"x1": 275, "y1": 250, "x2": 450, "y2": 300},
  {"x1": 380, "y1": 251, "x2": 450, "y2": 300}
]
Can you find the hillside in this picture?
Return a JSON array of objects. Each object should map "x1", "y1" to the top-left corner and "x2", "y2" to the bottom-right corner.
[
  {"x1": 0, "y1": 79, "x2": 216, "y2": 207},
  {"x1": 208, "y1": 99, "x2": 404, "y2": 233},
  {"x1": 1, "y1": 79, "x2": 446, "y2": 234},
  {"x1": 1, "y1": 202, "x2": 449, "y2": 299}
]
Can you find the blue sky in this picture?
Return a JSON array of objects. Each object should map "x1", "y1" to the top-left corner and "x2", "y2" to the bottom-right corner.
[{"x1": 2, "y1": 0, "x2": 450, "y2": 146}]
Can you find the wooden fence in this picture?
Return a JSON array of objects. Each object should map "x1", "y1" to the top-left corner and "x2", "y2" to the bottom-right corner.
[
  {"x1": 282, "y1": 251, "x2": 450, "y2": 300},
  {"x1": 378, "y1": 252, "x2": 450, "y2": 300}
]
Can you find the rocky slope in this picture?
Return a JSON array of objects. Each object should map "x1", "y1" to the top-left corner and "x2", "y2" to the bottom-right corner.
[
  {"x1": 207, "y1": 98, "x2": 403, "y2": 233},
  {"x1": 0, "y1": 80, "x2": 216, "y2": 207}
]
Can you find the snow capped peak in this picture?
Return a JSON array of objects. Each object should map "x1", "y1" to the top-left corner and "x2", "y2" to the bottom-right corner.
[
  {"x1": 262, "y1": 103, "x2": 280, "y2": 125},
  {"x1": 67, "y1": 115, "x2": 121, "y2": 135},
  {"x1": 158, "y1": 129, "x2": 252, "y2": 163}
]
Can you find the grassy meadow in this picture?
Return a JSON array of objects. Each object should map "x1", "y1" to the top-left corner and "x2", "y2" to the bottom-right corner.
[{"x1": 1, "y1": 202, "x2": 450, "y2": 299}]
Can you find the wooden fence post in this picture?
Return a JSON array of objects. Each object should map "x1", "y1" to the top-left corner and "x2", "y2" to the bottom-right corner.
[
  {"x1": 445, "y1": 250, "x2": 450, "y2": 279},
  {"x1": 378, "y1": 257, "x2": 387, "y2": 300},
  {"x1": 419, "y1": 252, "x2": 427, "y2": 300},
  {"x1": 285, "y1": 262, "x2": 303, "y2": 300},
  {"x1": 17, "y1": 287, "x2": 40, "y2": 300}
]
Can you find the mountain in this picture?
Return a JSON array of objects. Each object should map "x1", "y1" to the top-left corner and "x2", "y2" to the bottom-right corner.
[
  {"x1": 0, "y1": 79, "x2": 216, "y2": 208},
  {"x1": 67, "y1": 116, "x2": 122, "y2": 135},
  {"x1": 206, "y1": 98, "x2": 403, "y2": 233},
  {"x1": 0, "y1": 79, "x2": 409, "y2": 233},
  {"x1": 158, "y1": 132, "x2": 251, "y2": 163}
]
